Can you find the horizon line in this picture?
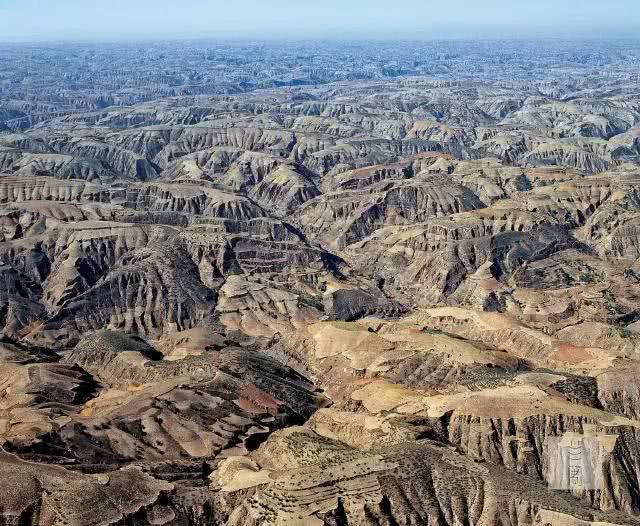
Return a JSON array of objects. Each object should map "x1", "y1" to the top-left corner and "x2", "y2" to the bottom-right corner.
[{"x1": 1, "y1": 34, "x2": 640, "y2": 47}]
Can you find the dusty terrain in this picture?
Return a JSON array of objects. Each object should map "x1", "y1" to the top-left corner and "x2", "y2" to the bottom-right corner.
[{"x1": 2, "y1": 39, "x2": 640, "y2": 525}]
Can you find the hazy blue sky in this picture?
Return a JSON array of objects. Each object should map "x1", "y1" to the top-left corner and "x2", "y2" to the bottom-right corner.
[{"x1": 0, "y1": 0, "x2": 638, "y2": 42}]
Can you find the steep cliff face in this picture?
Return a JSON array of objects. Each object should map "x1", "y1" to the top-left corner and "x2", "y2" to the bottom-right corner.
[
  {"x1": 0, "y1": 175, "x2": 113, "y2": 203},
  {"x1": 443, "y1": 404, "x2": 640, "y2": 515}
]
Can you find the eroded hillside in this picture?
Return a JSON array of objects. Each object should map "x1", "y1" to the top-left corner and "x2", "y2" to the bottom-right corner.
[{"x1": 1, "y1": 40, "x2": 640, "y2": 525}]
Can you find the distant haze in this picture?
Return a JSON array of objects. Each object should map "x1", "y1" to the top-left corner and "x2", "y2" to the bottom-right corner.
[{"x1": 0, "y1": 0, "x2": 639, "y2": 43}]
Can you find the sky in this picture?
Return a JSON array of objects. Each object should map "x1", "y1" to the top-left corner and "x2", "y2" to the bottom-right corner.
[{"x1": 0, "y1": 0, "x2": 638, "y2": 43}]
